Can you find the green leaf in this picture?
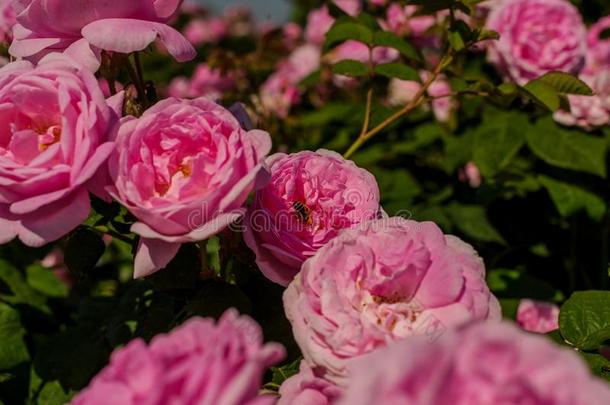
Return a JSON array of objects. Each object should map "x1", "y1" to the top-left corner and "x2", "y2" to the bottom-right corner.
[
  {"x1": 0, "y1": 260, "x2": 49, "y2": 314},
  {"x1": 473, "y1": 111, "x2": 528, "y2": 177},
  {"x1": 325, "y1": 22, "x2": 373, "y2": 48},
  {"x1": 526, "y1": 117, "x2": 607, "y2": 177},
  {"x1": 559, "y1": 291, "x2": 610, "y2": 351},
  {"x1": 64, "y1": 228, "x2": 106, "y2": 276},
  {"x1": 332, "y1": 59, "x2": 369, "y2": 77},
  {"x1": 538, "y1": 175, "x2": 606, "y2": 221},
  {"x1": 270, "y1": 358, "x2": 302, "y2": 386},
  {"x1": 447, "y1": 30, "x2": 466, "y2": 51},
  {"x1": 446, "y1": 203, "x2": 506, "y2": 244},
  {"x1": 537, "y1": 71, "x2": 594, "y2": 96},
  {"x1": 26, "y1": 264, "x2": 68, "y2": 298},
  {"x1": 372, "y1": 31, "x2": 420, "y2": 61},
  {"x1": 374, "y1": 63, "x2": 420, "y2": 81},
  {"x1": 522, "y1": 80, "x2": 561, "y2": 111},
  {"x1": 582, "y1": 352, "x2": 610, "y2": 381},
  {"x1": 0, "y1": 303, "x2": 29, "y2": 370}
]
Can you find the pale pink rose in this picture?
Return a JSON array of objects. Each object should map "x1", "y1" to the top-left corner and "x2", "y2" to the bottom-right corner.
[
  {"x1": 516, "y1": 299, "x2": 559, "y2": 334},
  {"x1": 71, "y1": 310, "x2": 285, "y2": 405},
  {"x1": 585, "y1": 15, "x2": 610, "y2": 71},
  {"x1": 183, "y1": 17, "x2": 227, "y2": 46},
  {"x1": 0, "y1": 0, "x2": 16, "y2": 43},
  {"x1": 260, "y1": 45, "x2": 321, "y2": 118},
  {"x1": 458, "y1": 162, "x2": 482, "y2": 188},
  {"x1": 107, "y1": 97, "x2": 271, "y2": 278},
  {"x1": 283, "y1": 217, "x2": 501, "y2": 383},
  {"x1": 278, "y1": 361, "x2": 343, "y2": 405},
  {"x1": 0, "y1": 56, "x2": 122, "y2": 247},
  {"x1": 168, "y1": 64, "x2": 235, "y2": 100},
  {"x1": 387, "y1": 72, "x2": 455, "y2": 122},
  {"x1": 486, "y1": 0, "x2": 587, "y2": 85},
  {"x1": 340, "y1": 321, "x2": 610, "y2": 405},
  {"x1": 9, "y1": 0, "x2": 195, "y2": 72},
  {"x1": 305, "y1": 6, "x2": 335, "y2": 46},
  {"x1": 554, "y1": 17, "x2": 610, "y2": 129},
  {"x1": 244, "y1": 150, "x2": 381, "y2": 286}
]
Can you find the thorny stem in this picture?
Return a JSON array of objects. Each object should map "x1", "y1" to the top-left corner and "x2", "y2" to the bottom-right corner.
[{"x1": 344, "y1": 56, "x2": 449, "y2": 159}]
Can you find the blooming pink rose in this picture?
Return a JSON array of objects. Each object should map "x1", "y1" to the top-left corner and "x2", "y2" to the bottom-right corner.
[
  {"x1": 168, "y1": 64, "x2": 236, "y2": 100},
  {"x1": 0, "y1": 56, "x2": 122, "y2": 247},
  {"x1": 72, "y1": 309, "x2": 285, "y2": 405},
  {"x1": 486, "y1": 0, "x2": 587, "y2": 85},
  {"x1": 244, "y1": 150, "x2": 381, "y2": 286},
  {"x1": 0, "y1": 0, "x2": 16, "y2": 43},
  {"x1": 340, "y1": 321, "x2": 610, "y2": 405},
  {"x1": 305, "y1": 6, "x2": 335, "y2": 46},
  {"x1": 9, "y1": 0, "x2": 195, "y2": 72},
  {"x1": 107, "y1": 97, "x2": 271, "y2": 278},
  {"x1": 283, "y1": 217, "x2": 501, "y2": 383},
  {"x1": 516, "y1": 299, "x2": 559, "y2": 334},
  {"x1": 183, "y1": 17, "x2": 227, "y2": 46},
  {"x1": 278, "y1": 361, "x2": 343, "y2": 405}
]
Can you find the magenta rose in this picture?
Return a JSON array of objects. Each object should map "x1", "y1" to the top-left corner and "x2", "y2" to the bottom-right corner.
[
  {"x1": 340, "y1": 321, "x2": 610, "y2": 405},
  {"x1": 516, "y1": 299, "x2": 559, "y2": 334},
  {"x1": 9, "y1": 0, "x2": 195, "y2": 71},
  {"x1": 0, "y1": 56, "x2": 122, "y2": 247},
  {"x1": 278, "y1": 361, "x2": 343, "y2": 405},
  {"x1": 244, "y1": 150, "x2": 381, "y2": 286},
  {"x1": 107, "y1": 97, "x2": 272, "y2": 278},
  {"x1": 71, "y1": 309, "x2": 285, "y2": 405},
  {"x1": 283, "y1": 217, "x2": 501, "y2": 383},
  {"x1": 485, "y1": 0, "x2": 587, "y2": 85}
]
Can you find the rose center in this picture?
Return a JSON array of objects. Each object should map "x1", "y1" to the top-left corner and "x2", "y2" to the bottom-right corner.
[{"x1": 37, "y1": 125, "x2": 62, "y2": 151}]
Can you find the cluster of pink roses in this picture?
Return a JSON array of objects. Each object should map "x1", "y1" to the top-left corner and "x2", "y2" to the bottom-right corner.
[{"x1": 0, "y1": 1, "x2": 608, "y2": 404}]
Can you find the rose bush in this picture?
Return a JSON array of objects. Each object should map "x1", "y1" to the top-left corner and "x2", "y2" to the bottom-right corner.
[{"x1": 1, "y1": 0, "x2": 610, "y2": 404}]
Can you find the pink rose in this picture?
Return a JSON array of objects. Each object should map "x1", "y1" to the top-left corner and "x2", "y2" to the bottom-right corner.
[
  {"x1": 72, "y1": 310, "x2": 285, "y2": 405},
  {"x1": 586, "y1": 16, "x2": 610, "y2": 71},
  {"x1": 244, "y1": 150, "x2": 381, "y2": 286},
  {"x1": 0, "y1": 0, "x2": 16, "y2": 43},
  {"x1": 107, "y1": 97, "x2": 271, "y2": 278},
  {"x1": 183, "y1": 17, "x2": 227, "y2": 46},
  {"x1": 283, "y1": 217, "x2": 501, "y2": 383},
  {"x1": 333, "y1": 0, "x2": 361, "y2": 17},
  {"x1": 458, "y1": 162, "x2": 482, "y2": 188},
  {"x1": 168, "y1": 64, "x2": 236, "y2": 100},
  {"x1": 382, "y1": 4, "x2": 437, "y2": 38},
  {"x1": 305, "y1": 6, "x2": 335, "y2": 46},
  {"x1": 516, "y1": 299, "x2": 560, "y2": 334},
  {"x1": 0, "y1": 56, "x2": 122, "y2": 247},
  {"x1": 9, "y1": 0, "x2": 195, "y2": 72},
  {"x1": 387, "y1": 72, "x2": 455, "y2": 123},
  {"x1": 260, "y1": 45, "x2": 321, "y2": 118},
  {"x1": 554, "y1": 17, "x2": 610, "y2": 129},
  {"x1": 340, "y1": 321, "x2": 610, "y2": 405},
  {"x1": 278, "y1": 361, "x2": 343, "y2": 405},
  {"x1": 486, "y1": 0, "x2": 587, "y2": 85}
]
